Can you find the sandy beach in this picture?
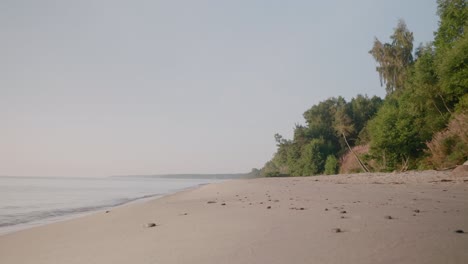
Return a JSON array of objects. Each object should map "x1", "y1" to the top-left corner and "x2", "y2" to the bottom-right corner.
[{"x1": 1, "y1": 170, "x2": 467, "y2": 264}]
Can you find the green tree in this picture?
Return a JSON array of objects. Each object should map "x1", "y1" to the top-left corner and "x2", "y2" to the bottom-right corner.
[
  {"x1": 262, "y1": 160, "x2": 280, "y2": 177},
  {"x1": 368, "y1": 98, "x2": 426, "y2": 171},
  {"x1": 369, "y1": 20, "x2": 414, "y2": 94},
  {"x1": 437, "y1": 32, "x2": 468, "y2": 109},
  {"x1": 367, "y1": 101, "x2": 400, "y2": 170},
  {"x1": 433, "y1": 0, "x2": 468, "y2": 111},
  {"x1": 263, "y1": 2, "x2": 466, "y2": 174},
  {"x1": 333, "y1": 106, "x2": 370, "y2": 172},
  {"x1": 286, "y1": 143, "x2": 303, "y2": 176},
  {"x1": 324, "y1": 155, "x2": 339, "y2": 175},
  {"x1": 434, "y1": 0, "x2": 468, "y2": 53},
  {"x1": 299, "y1": 139, "x2": 326, "y2": 176},
  {"x1": 350, "y1": 95, "x2": 383, "y2": 136},
  {"x1": 410, "y1": 44, "x2": 448, "y2": 114}
]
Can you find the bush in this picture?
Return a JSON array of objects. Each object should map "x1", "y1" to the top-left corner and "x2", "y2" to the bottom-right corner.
[
  {"x1": 324, "y1": 155, "x2": 339, "y2": 175},
  {"x1": 299, "y1": 139, "x2": 326, "y2": 176},
  {"x1": 261, "y1": 160, "x2": 281, "y2": 177},
  {"x1": 264, "y1": 171, "x2": 281, "y2": 177},
  {"x1": 426, "y1": 113, "x2": 468, "y2": 169},
  {"x1": 340, "y1": 145, "x2": 371, "y2": 173}
]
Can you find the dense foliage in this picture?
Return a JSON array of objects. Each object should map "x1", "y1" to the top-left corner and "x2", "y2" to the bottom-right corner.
[
  {"x1": 261, "y1": 0, "x2": 467, "y2": 176},
  {"x1": 262, "y1": 95, "x2": 382, "y2": 176}
]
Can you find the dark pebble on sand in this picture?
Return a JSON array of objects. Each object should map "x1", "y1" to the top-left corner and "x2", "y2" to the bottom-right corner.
[
  {"x1": 325, "y1": 208, "x2": 329, "y2": 211},
  {"x1": 221, "y1": 203, "x2": 226, "y2": 206},
  {"x1": 340, "y1": 211, "x2": 347, "y2": 214},
  {"x1": 413, "y1": 209, "x2": 420, "y2": 213},
  {"x1": 385, "y1": 215, "x2": 393, "y2": 219},
  {"x1": 207, "y1": 201, "x2": 217, "y2": 204},
  {"x1": 145, "y1": 223, "x2": 157, "y2": 228},
  {"x1": 333, "y1": 228, "x2": 342, "y2": 233},
  {"x1": 267, "y1": 206, "x2": 271, "y2": 209},
  {"x1": 455, "y1": 230, "x2": 464, "y2": 234}
]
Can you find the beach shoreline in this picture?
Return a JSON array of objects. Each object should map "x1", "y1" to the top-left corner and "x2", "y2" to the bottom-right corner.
[
  {"x1": 1, "y1": 170, "x2": 467, "y2": 264},
  {"x1": 0, "y1": 181, "x2": 215, "y2": 236}
]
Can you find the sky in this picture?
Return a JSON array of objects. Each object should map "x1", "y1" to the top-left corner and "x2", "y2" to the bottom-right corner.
[{"x1": 1, "y1": 0, "x2": 439, "y2": 177}]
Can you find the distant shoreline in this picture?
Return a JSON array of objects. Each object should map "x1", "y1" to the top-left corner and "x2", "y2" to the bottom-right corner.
[{"x1": 111, "y1": 173, "x2": 251, "y2": 179}]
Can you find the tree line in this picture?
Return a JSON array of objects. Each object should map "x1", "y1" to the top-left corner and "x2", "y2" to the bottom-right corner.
[{"x1": 261, "y1": 0, "x2": 467, "y2": 176}]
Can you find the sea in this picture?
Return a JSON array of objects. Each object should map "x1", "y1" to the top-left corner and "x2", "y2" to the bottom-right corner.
[{"x1": 0, "y1": 175, "x2": 226, "y2": 235}]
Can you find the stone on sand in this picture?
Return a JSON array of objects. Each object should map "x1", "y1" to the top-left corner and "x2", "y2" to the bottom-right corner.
[
  {"x1": 145, "y1": 223, "x2": 157, "y2": 228},
  {"x1": 452, "y1": 164, "x2": 468, "y2": 177}
]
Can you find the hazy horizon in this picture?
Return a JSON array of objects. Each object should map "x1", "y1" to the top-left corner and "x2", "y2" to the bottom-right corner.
[
  {"x1": 0, "y1": 172, "x2": 250, "y2": 178},
  {"x1": 2, "y1": 0, "x2": 438, "y2": 177}
]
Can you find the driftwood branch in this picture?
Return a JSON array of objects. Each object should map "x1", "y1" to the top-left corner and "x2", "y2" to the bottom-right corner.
[{"x1": 342, "y1": 133, "x2": 370, "y2": 172}]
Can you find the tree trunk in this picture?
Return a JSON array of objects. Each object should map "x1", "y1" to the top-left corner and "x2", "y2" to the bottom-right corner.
[
  {"x1": 432, "y1": 101, "x2": 444, "y2": 117},
  {"x1": 342, "y1": 133, "x2": 370, "y2": 172},
  {"x1": 438, "y1": 93, "x2": 452, "y2": 114},
  {"x1": 400, "y1": 156, "x2": 409, "y2": 172}
]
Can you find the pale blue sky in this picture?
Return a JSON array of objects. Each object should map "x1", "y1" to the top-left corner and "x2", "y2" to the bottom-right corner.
[{"x1": 1, "y1": 0, "x2": 438, "y2": 176}]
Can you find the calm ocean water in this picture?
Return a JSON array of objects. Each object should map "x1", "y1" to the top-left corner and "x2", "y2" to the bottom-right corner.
[{"x1": 0, "y1": 176, "x2": 222, "y2": 235}]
